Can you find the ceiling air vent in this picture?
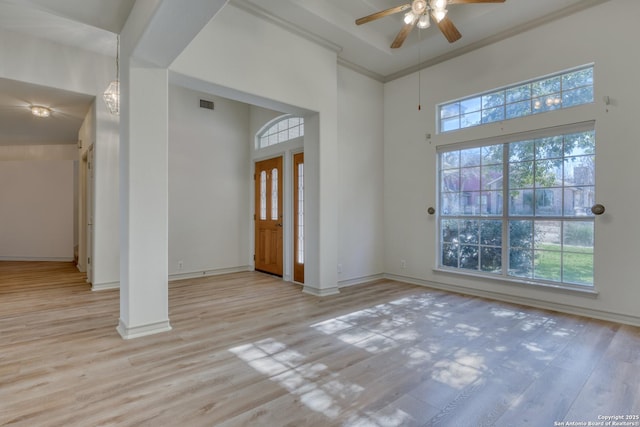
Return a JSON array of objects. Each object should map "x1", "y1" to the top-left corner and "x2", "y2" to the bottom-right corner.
[{"x1": 200, "y1": 99, "x2": 214, "y2": 110}]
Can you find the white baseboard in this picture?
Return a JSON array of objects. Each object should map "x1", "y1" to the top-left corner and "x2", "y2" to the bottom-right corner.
[
  {"x1": 168, "y1": 265, "x2": 252, "y2": 282},
  {"x1": 92, "y1": 281, "x2": 119, "y2": 291},
  {"x1": 384, "y1": 273, "x2": 640, "y2": 327},
  {"x1": 303, "y1": 285, "x2": 340, "y2": 297},
  {"x1": 117, "y1": 319, "x2": 172, "y2": 340},
  {"x1": 0, "y1": 256, "x2": 74, "y2": 262},
  {"x1": 339, "y1": 274, "x2": 384, "y2": 288}
]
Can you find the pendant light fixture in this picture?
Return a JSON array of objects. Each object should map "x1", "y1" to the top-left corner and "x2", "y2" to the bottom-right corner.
[{"x1": 103, "y1": 34, "x2": 120, "y2": 116}]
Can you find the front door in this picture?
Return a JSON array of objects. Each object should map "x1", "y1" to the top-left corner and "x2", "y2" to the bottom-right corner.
[{"x1": 254, "y1": 157, "x2": 283, "y2": 276}]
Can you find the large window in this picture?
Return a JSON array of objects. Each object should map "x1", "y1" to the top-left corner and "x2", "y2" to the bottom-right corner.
[
  {"x1": 438, "y1": 65, "x2": 594, "y2": 133},
  {"x1": 257, "y1": 116, "x2": 304, "y2": 149},
  {"x1": 438, "y1": 123, "x2": 595, "y2": 288}
]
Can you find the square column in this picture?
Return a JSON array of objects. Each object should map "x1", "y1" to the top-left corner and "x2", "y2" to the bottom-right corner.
[{"x1": 118, "y1": 65, "x2": 171, "y2": 339}]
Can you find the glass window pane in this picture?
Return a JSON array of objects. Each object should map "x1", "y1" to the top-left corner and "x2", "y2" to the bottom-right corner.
[
  {"x1": 461, "y1": 148, "x2": 481, "y2": 167},
  {"x1": 482, "y1": 107, "x2": 504, "y2": 123},
  {"x1": 461, "y1": 192, "x2": 481, "y2": 215},
  {"x1": 441, "y1": 151, "x2": 460, "y2": 169},
  {"x1": 563, "y1": 67, "x2": 593, "y2": 90},
  {"x1": 509, "y1": 189, "x2": 534, "y2": 216},
  {"x1": 441, "y1": 170, "x2": 460, "y2": 192},
  {"x1": 563, "y1": 221, "x2": 594, "y2": 250},
  {"x1": 534, "y1": 250, "x2": 561, "y2": 281},
  {"x1": 460, "y1": 245, "x2": 479, "y2": 270},
  {"x1": 271, "y1": 168, "x2": 278, "y2": 220},
  {"x1": 481, "y1": 247, "x2": 502, "y2": 273},
  {"x1": 535, "y1": 188, "x2": 562, "y2": 216},
  {"x1": 480, "y1": 220, "x2": 502, "y2": 246},
  {"x1": 506, "y1": 100, "x2": 531, "y2": 119},
  {"x1": 441, "y1": 103, "x2": 460, "y2": 119},
  {"x1": 534, "y1": 221, "x2": 561, "y2": 249},
  {"x1": 481, "y1": 191, "x2": 503, "y2": 216},
  {"x1": 506, "y1": 84, "x2": 531, "y2": 103},
  {"x1": 509, "y1": 140, "x2": 534, "y2": 162},
  {"x1": 509, "y1": 221, "x2": 533, "y2": 250},
  {"x1": 260, "y1": 171, "x2": 267, "y2": 220},
  {"x1": 482, "y1": 91, "x2": 505, "y2": 109},
  {"x1": 441, "y1": 117, "x2": 460, "y2": 132},
  {"x1": 482, "y1": 145, "x2": 503, "y2": 165},
  {"x1": 564, "y1": 156, "x2": 595, "y2": 186},
  {"x1": 564, "y1": 186, "x2": 595, "y2": 217},
  {"x1": 442, "y1": 219, "x2": 459, "y2": 243},
  {"x1": 509, "y1": 249, "x2": 533, "y2": 278},
  {"x1": 565, "y1": 131, "x2": 595, "y2": 156},
  {"x1": 562, "y1": 86, "x2": 594, "y2": 108},
  {"x1": 563, "y1": 252, "x2": 593, "y2": 286},
  {"x1": 461, "y1": 167, "x2": 481, "y2": 191},
  {"x1": 535, "y1": 136, "x2": 564, "y2": 159},
  {"x1": 441, "y1": 192, "x2": 460, "y2": 215},
  {"x1": 481, "y1": 165, "x2": 503, "y2": 190},
  {"x1": 461, "y1": 112, "x2": 481, "y2": 128},
  {"x1": 509, "y1": 161, "x2": 534, "y2": 189},
  {"x1": 535, "y1": 160, "x2": 562, "y2": 187},
  {"x1": 460, "y1": 220, "x2": 479, "y2": 244},
  {"x1": 442, "y1": 243, "x2": 459, "y2": 268},
  {"x1": 460, "y1": 97, "x2": 481, "y2": 113},
  {"x1": 532, "y1": 76, "x2": 561, "y2": 97}
]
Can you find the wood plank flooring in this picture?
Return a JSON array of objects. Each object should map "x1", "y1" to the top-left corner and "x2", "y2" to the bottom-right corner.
[{"x1": 1, "y1": 261, "x2": 639, "y2": 426}]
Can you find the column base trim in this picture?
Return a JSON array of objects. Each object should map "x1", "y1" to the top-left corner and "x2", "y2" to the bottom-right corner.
[
  {"x1": 117, "y1": 319, "x2": 172, "y2": 340},
  {"x1": 302, "y1": 285, "x2": 340, "y2": 297}
]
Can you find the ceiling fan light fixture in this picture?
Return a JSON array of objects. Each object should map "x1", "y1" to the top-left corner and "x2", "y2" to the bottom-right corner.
[
  {"x1": 30, "y1": 105, "x2": 51, "y2": 118},
  {"x1": 404, "y1": 11, "x2": 416, "y2": 24},
  {"x1": 433, "y1": 8, "x2": 448, "y2": 23},
  {"x1": 417, "y1": 14, "x2": 431, "y2": 29},
  {"x1": 412, "y1": 0, "x2": 428, "y2": 15},
  {"x1": 430, "y1": 0, "x2": 447, "y2": 10}
]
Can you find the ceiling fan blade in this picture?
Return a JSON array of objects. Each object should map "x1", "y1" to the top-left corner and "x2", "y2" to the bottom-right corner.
[
  {"x1": 356, "y1": 4, "x2": 411, "y2": 25},
  {"x1": 433, "y1": 14, "x2": 462, "y2": 43},
  {"x1": 447, "y1": 0, "x2": 505, "y2": 3},
  {"x1": 391, "y1": 22, "x2": 415, "y2": 48}
]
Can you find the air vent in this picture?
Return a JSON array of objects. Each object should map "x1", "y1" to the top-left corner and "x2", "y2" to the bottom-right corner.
[{"x1": 200, "y1": 99, "x2": 214, "y2": 110}]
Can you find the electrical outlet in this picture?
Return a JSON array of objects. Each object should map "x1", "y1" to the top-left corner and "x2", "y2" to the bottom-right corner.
[
  {"x1": 178, "y1": 261, "x2": 184, "y2": 271},
  {"x1": 400, "y1": 260, "x2": 407, "y2": 269}
]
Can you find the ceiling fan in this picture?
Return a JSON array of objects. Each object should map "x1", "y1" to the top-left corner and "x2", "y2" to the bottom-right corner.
[{"x1": 356, "y1": 0, "x2": 506, "y2": 49}]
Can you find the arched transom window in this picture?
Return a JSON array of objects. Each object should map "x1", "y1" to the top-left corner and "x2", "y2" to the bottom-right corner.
[{"x1": 257, "y1": 116, "x2": 304, "y2": 149}]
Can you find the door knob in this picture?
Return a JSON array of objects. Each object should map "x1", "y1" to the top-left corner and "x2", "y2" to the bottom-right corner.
[
  {"x1": 591, "y1": 204, "x2": 605, "y2": 215},
  {"x1": 276, "y1": 223, "x2": 283, "y2": 227}
]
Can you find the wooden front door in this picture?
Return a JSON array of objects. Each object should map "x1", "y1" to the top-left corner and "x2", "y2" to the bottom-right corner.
[{"x1": 254, "y1": 157, "x2": 283, "y2": 276}]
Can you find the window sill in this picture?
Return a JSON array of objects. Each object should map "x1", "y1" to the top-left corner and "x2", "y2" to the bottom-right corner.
[{"x1": 432, "y1": 267, "x2": 599, "y2": 297}]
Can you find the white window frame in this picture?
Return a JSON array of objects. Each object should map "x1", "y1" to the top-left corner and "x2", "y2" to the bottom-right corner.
[
  {"x1": 437, "y1": 64, "x2": 594, "y2": 134},
  {"x1": 436, "y1": 121, "x2": 597, "y2": 292}
]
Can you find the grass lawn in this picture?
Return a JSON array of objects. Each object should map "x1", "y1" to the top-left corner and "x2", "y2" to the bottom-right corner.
[{"x1": 535, "y1": 244, "x2": 593, "y2": 285}]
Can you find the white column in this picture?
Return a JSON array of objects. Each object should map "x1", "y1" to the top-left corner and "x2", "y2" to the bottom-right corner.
[{"x1": 118, "y1": 64, "x2": 171, "y2": 339}]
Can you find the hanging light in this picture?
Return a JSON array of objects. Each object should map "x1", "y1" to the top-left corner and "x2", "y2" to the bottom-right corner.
[
  {"x1": 411, "y1": 0, "x2": 428, "y2": 15},
  {"x1": 404, "y1": 11, "x2": 416, "y2": 24},
  {"x1": 103, "y1": 34, "x2": 120, "y2": 115},
  {"x1": 430, "y1": 0, "x2": 448, "y2": 22},
  {"x1": 417, "y1": 13, "x2": 431, "y2": 29}
]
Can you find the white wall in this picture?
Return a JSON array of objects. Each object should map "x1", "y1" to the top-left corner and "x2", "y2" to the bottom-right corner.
[
  {"x1": 384, "y1": 0, "x2": 640, "y2": 324},
  {"x1": 337, "y1": 65, "x2": 385, "y2": 285},
  {"x1": 168, "y1": 85, "x2": 251, "y2": 277},
  {"x1": 0, "y1": 160, "x2": 74, "y2": 260},
  {"x1": 0, "y1": 28, "x2": 119, "y2": 287}
]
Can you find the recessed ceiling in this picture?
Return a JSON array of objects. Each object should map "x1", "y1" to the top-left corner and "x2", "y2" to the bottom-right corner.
[{"x1": 0, "y1": 77, "x2": 94, "y2": 146}]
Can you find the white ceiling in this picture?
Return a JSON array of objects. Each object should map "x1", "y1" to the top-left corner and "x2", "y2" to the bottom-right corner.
[{"x1": 0, "y1": 0, "x2": 605, "y2": 146}]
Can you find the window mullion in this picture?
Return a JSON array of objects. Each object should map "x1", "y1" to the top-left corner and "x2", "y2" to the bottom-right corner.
[{"x1": 501, "y1": 143, "x2": 510, "y2": 278}]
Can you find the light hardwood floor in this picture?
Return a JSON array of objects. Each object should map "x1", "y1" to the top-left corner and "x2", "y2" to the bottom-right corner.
[{"x1": 1, "y1": 261, "x2": 639, "y2": 426}]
